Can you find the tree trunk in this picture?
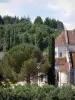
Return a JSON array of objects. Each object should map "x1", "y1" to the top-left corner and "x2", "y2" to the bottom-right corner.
[{"x1": 27, "y1": 75, "x2": 30, "y2": 84}]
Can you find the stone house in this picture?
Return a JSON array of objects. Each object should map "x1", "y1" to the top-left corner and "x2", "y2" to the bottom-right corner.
[{"x1": 55, "y1": 30, "x2": 75, "y2": 86}]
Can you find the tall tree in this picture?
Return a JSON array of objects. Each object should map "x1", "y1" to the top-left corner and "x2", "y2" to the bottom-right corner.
[
  {"x1": 57, "y1": 20, "x2": 64, "y2": 30},
  {"x1": 20, "y1": 58, "x2": 37, "y2": 84},
  {"x1": 51, "y1": 19, "x2": 57, "y2": 29},
  {"x1": 44, "y1": 17, "x2": 50, "y2": 26},
  {"x1": 48, "y1": 36, "x2": 55, "y2": 85},
  {"x1": 34, "y1": 16, "x2": 43, "y2": 24},
  {"x1": 0, "y1": 15, "x2": 4, "y2": 25}
]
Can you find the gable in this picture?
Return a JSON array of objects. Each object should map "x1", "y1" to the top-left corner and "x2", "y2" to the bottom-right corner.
[
  {"x1": 55, "y1": 31, "x2": 66, "y2": 46},
  {"x1": 55, "y1": 30, "x2": 75, "y2": 46}
]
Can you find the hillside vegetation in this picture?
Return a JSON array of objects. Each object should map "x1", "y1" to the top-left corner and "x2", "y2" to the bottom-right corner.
[{"x1": 0, "y1": 15, "x2": 64, "y2": 51}]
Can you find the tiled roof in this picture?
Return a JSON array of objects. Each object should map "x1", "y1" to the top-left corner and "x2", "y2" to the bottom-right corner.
[
  {"x1": 68, "y1": 31, "x2": 75, "y2": 44},
  {"x1": 57, "y1": 62, "x2": 69, "y2": 72},
  {"x1": 57, "y1": 53, "x2": 75, "y2": 71},
  {"x1": 55, "y1": 57, "x2": 67, "y2": 65},
  {"x1": 55, "y1": 30, "x2": 75, "y2": 46},
  {"x1": 55, "y1": 31, "x2": 66, "y2": 46}
]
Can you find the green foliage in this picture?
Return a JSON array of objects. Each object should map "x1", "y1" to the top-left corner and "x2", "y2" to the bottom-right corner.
[
  {"x1": 0, "y1": 85, "x2": 75, "y2": 100},
  {"x1": 0, "y1": 15, "x2": 64, "y2": 51},
  {"x1": 44, "y1": 17, "x2": 64, "y2": 30},
  {"x1": 34, "y1": 16, "x2": 43, "y2": 24},
  {"x1": 21, "y1": 58, "x2": 37, "y2": 83},
  {"x1": 58, "y1": 85, "x2": 74, "y2": 100},
  {"x1": 1, "y1": 43, "x2": 42, "y2": 82},
  {"x1": 0, "y1": 15, "x2": 4, "y2": 25},
  {"x1": 48, "y1": 36, "x2": 55, "y2": 67},
  {"x1": 0, "y1": 15, "x2": 64, "y2": 85},
  {"x1": 40, "y1": 60, "x2": 50, "y2": 74},
  {"x1": 48, "y1": 36, "x2": 55, "y2": 85}
]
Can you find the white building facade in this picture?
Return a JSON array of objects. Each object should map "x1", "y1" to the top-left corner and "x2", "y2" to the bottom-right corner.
[{"x1": 55, "y1": 30, "x2": 75, "y2": 86}]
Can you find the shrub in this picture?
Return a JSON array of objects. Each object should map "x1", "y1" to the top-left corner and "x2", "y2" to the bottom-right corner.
[
  {"x1": 58, "y1": 85, "x2": 74, "y2": 100},
  {"x1": 0, "y1": 85, "x2": 75, "y2": 100},
  {"x1": 45, "y1": 87, "x2": 60, "y2": 100},
  {"x1": 37, "y1": 85, "x2": 58, "y2": 100}
]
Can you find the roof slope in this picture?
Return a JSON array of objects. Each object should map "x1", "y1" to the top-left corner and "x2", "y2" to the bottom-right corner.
[
  {"x1": 68, "y1": 31, "x2": 75, "y2": 44},
  {"x1": 55, "y1": 57, "x2": 67, "y2": 65},
  {"x1": 55, "y1": 30, "x2": 75, "y2": 46},
  {"x1": 55, "y1": 31, "x2": 66, "y2": 46},
  {"x1": 57, "y1": 62, "x2": 69, "y2": 72}
]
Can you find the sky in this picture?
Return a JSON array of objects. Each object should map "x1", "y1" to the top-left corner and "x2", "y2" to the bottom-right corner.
[{"x1": 0, "y1": 0, "x2": 75, "y2": 29}]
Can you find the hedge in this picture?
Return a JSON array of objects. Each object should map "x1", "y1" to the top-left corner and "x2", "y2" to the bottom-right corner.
[{"x1": 0, "y1": 85, "x2": 75, "y2": 100}]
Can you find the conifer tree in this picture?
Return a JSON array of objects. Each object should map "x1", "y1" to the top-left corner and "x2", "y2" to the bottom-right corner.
[{"x1": 48, "y1": 36, "x2": 55, "y2": 85}]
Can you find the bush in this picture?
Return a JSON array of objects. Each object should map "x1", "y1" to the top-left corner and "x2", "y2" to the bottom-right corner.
[
  {"x1": 37, "y1": 85, "x2": 56, "y2": 100},
  {"x1": 0, "y1": 85, "x2": 75, "y2": 100},
  {"x1": 58, "y1": 85, "x2": 74, "y2": 100}
]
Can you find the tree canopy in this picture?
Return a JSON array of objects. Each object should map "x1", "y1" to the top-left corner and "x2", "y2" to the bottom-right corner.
[
  {"x1": 0, "y1": 15, "x2": 64, "y2": 51},
  {"x1": 0, "y1": 43, "x2": 42, "y2": 83},
  {"x1": 0, "y1": 15, "x2": 64, "y2": 85}
]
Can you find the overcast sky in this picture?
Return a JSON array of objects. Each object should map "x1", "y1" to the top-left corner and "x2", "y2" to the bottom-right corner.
[{"x1": 0, "y1": 0, "x2": 75, "y2": 29}]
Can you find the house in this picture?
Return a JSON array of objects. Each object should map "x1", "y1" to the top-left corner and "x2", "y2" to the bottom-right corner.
[
  {"x1": 55, "y1": 30, "x2": 75, "y2": 86},
  {"x1": 15, "y1": 72, "x2": 47, "y2": 86},
  {"x1": 38, "y1": 72, "x2": 47, "y2": 86},
  {"x1": 0, "y1": 52, "x2": 5, "y2": 60}
]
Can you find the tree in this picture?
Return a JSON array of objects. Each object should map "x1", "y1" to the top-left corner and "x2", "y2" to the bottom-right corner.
[
  {"x1": 40, "y1": 56, "x2": 50, "y2": 74},
  {"x1": 34, "y1": 16, "x2": 43, "y2": 24},
  {"x1": 20, "y1": 58, "x2": 37, "y2": 84},
  {"x1": 51, "y1": 19, "x2": 57, "y2": 29},
  {"x1": 31, "y1": 24, "x2": 50, "y2": 51},
  {"x1": 1, "y1": 43, "x2": 42, "y2": 83},
  {"x1": 48, "y1": 36, "x2": 55, "y2": 85},
  {"x1": 0, "y1": 15, "x2": 4, "y2": 25},
  {"x1": 57, "y1": 20, "x2": 64, "y2": 30},
  {"x1": 0, "y1": 15, "x2": 64, "y2": 52},
  {"x1": 44, "y1": 17, "x2": 51, "y2": 26}
]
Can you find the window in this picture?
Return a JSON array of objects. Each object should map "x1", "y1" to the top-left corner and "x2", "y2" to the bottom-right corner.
[
  {"x1": 60, "y1": 53, "x2": 62, "y2": 57},
  {"x1": 41, "y1": 75, "x2": 43, "y2": 82}
]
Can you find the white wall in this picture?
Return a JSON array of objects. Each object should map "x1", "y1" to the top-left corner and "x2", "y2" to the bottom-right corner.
[
  {"x1": 55, "y1": 47, "x2": 58, "y2": 58},
  {"x1": 55, "y1": 46, "x2": 66, "y2": 58},
  {"x1": 38, "y1": 73, "x2": 47, "y2": 86},
  {"x1": 58, "y1": 72, "x2": 68, "y2": 87},
  {"x1": 68, "y1": 45, "x2": 75, "y2": 52}
]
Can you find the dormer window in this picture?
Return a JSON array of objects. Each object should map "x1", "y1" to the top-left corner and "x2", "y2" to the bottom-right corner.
[{"x1": 60, "y1": 53, "x2": 62, "y2": 57}]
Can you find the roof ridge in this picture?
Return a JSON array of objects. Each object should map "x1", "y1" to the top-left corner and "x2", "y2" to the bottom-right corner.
[{"x1": 55, "y1": 30, "x2": 75, "y2": 46}]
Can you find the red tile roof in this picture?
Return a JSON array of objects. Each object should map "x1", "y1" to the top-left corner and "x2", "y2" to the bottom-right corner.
[
  {"x1": 55, "y1": 30, "x2": 75, "y2": 46},
  {"x1": 57, "y1": 62, "x2": 69, "y2": 72},
  {"x1": 55, "y1": 31, "x2": 66, "y2": 46},
  {"x1": 55, "y1": 57, "x2": 67, "y2": 65},
  {"x1": 56, "y1": 53, "x2": 75, "y2": 71}
]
